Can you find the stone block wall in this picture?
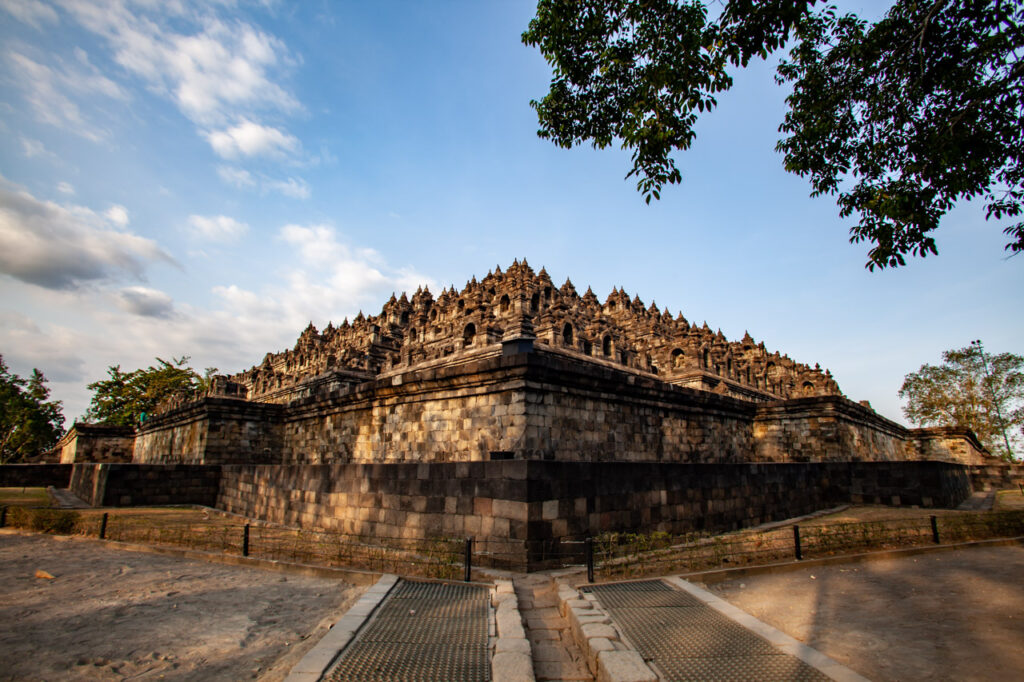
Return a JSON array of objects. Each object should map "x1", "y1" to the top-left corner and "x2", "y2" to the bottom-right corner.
[
  {"x1": 70, "y1": 463, "x2": 221, "y2": 507},
  {"x1": 56, "y1": 424, "x2": 135, "y2": 464},
  {"x1": 278, "y1": 354, "x2": 529, "y2": 463},
  {"x1": 968, "y1": 463, "x2": 1024, "y2": 491},
  {"x1": 215, "y1": 460, "x2": 973, "y2": 568},
  {"x1": 0, "y1": 464, "x2": 72, "y2": 488},
  {"x1": 217, "y1": 461, "x2": 530, "y2": 539},
  {"x1": 911, "y1": 427, "x2": 995, "y2": 464},
  {"x1": 134, "y1": 398, "x2": 283, "y2": 465},
  {"x1": 517, "y1": 352, "x2": 756, "y2": 462},
  {"x1": 125, "y1": 347, "x2": 992, "y2": 467}
]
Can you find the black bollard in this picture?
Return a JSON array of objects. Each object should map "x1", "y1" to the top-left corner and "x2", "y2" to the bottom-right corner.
[
  {"x1": 793, "y1": 525, "x2": 802, "y2": 561},
  {"x1": 0, "y1": 505, "x2": 6, "y2": 528},
  {"x1": 464, "y1": 537, "x2": 473, "y2": 582},
  {"x1": 99, "y1": 512, "x2": 108, "y2": 540},
  {"x1": 930, "y1": 515, "x2": 940, "y2": 544},
  {"x1": 243, "y1": 523, "x2": 251, "y2": 557},
  {"x1": 585, "y1": 537, "x2": 594, "y2": 584}
]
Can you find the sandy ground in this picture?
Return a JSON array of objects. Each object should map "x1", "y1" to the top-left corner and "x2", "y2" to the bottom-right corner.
[
  {"x1": 709, "y1": 544, "x2": 1024, "y2": 682},
  {"x1": 0, "y1": 531, "x2": 365, "y2": 681}
]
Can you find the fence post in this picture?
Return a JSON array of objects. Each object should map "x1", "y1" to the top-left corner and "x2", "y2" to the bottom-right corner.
[
  {"x1": 793, "y1": 525, "x2": 802, "y2": 561},
  {"x1": 243, "y1": 523, "x2": 251, "y2": 557},
  {"x1": 99, "y1": 512, "x2": 108, "y2": 540},
  {"x1": 585, "y1": 537, "x2": 594, "y2": 584},
  {"x1": 930, "y1": 515, "x2": 940, "y2": 544},
  {"x1": 464, "y1": 537, "x2": 473, "y2": 582}
]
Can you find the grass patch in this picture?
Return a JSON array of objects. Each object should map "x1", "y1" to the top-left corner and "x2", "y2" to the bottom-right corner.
[
  {"x1": 995, "y1": 488, "x2": 1024, "y2": 511},
  {"x1": 0, "y1": 487, "x2": 52, "y2": 508}
]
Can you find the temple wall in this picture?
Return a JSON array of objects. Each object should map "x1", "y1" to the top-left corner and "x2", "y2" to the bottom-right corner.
[
  {"x1": 70, "y1": 463, "x2": 221, "y2": 507},
  {"x1": 56, "y1": 424, "x2": 135, "y2": 464},
  {"x1": 213, "y1": 460, "x2": 973, "y2": 569},
  {"x1": 278, "y1": 353, "x2": 527, "y2": 463},
  {"x1": 517, "y1": 352, "x2": 756, "y2": 462},
  {"x1": 127, "y1": 348, "x2": 993, "y2": 467},
  {"x1": 133, "y1": 398, "x2": 283, "y2": 465}
]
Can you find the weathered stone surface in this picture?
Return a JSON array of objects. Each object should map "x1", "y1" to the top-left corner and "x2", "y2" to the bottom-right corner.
[
  {"x1": 495, "y1": 638, "x2": 532, "y2": 655},
  {"x1": 596, "y1": 651, "x2": 657, "y2": 682},
  {"x1": 492, "y1": 652, "x2": 535, "y2": 682}
]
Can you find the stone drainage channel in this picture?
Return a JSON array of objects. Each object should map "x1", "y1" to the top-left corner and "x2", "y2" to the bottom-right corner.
[{"x1": 286, "y1": 574, "x2": 867, "y2": 682}]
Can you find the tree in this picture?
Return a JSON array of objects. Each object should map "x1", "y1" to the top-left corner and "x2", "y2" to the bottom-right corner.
[
  {"x1": 84, "y1": 357, "x2": 215, "y2": 427},
  {"x1": 899, "y1": 341, "x2": 1024, "y2": 461},
  {"x1": 0, "y1": 355, "x2": 65, "y2": 463},
  {"x1": 522, "y1": 0, "x2": 1024, "y2": 269}
]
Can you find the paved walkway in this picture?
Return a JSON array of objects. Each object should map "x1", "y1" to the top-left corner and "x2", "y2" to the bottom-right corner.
[{"x1": 323, "y1": 579, "x2": 491, "y2": 681}]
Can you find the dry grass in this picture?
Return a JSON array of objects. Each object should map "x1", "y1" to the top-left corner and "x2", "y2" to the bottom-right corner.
[
  {"x1": 0, "y1": 487, "x2": 52, "y2": 507},
  {"x1": 996, "y1": 488, "x2": 1024, "y2": 510}
]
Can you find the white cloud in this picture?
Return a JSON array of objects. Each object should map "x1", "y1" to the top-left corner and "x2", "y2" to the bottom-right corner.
[
  {"x1": 6, "y1": 49, "x2": 127, "y2": 141},
  {"x1": 217, "y1": 166, "x2": 310, "y2": 199},
  {"x1": 0, "y1": 221, "x2": 434, "y2": 421},
  {"x1": 206, "y1": 119, "x2": 299, "y2": 158},
  {"x1": 187, "y1": 213, "x2": 249, "y2": 242},
  {"x1": 217, "y1": 165, "x2": 255, "y2": 188},
  {"x1": 0, "y1": 0, "x2": 58, "y2": 28},
  {"x1": 264, "y1": 176, "x2": 310, "y2": 199},
  {"x1": 0, "y1": 177, "x2": 175, "y2": 290},
  {"x1": 117, "y1": 286, "x2": 175, "y2": 318},
  {"x1": 104, "y1": 204, "x2": 130, "y2": 227},
  {"x1": 58, "y1": 2, "x2": 298, "y2": 126},
  {"x1": 57, "y1": 181, "x2": 75, "y2": 194},
  {"x1": 20, "y1": 137, "x2": 55, "y2": 159}
]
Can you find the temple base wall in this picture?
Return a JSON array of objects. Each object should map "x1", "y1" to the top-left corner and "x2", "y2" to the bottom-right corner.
[{"x1": 129, "y1": 348, "x2": 993, "y2": 467}]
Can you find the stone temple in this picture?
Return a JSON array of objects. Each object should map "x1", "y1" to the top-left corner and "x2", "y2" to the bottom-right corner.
[{"x1": 54, "y1": 260, "x2": 999, "y2": 567}]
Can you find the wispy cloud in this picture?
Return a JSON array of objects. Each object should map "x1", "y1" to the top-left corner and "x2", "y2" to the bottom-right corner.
[
  {"x1": 0, "y1": 177, "x2": 174, "y2": 290},
  {"x1": 0, "y1": 0, "x2": 58, "y2": 28},
  {"x1": 187, "y1": 213, "x2": 249, "y2": 242},
  {"x1": 264, "y1": 176, "x2": 310, "y2": 199},
  {"x1": 57, "y1": 1, "x2": 298, "y2": 126},
  {"x1": 218, "y1": 165, "x2": 310, "y2": 199}
]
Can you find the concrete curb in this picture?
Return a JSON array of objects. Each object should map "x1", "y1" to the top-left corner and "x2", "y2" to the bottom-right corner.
[
  {"x1": 554, "y1": 578, "x2": 657, "y2": 682},
  {"x1": 284, "y1": 573, "x2": 400, "y2": 682},
  {"x1": 491, "y1": 579, "x2": 535, "y2": 682},
  {"x1": 664, "y1": 576, "x2": 870, "y2": 682}
]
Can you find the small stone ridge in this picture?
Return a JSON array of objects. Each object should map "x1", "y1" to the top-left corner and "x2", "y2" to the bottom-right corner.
[
  {"x1": 324, "y1": 579, "x2": 491, "y2": 682},
  {"x1": 586, "y1": 580, "x2": 831, "y2": 682},
  {"x1": 514, "y1": 574, "x2": 593, "y2": 681}
]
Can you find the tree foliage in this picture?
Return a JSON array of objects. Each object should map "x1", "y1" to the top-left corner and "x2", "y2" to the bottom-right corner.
[
  {"x1": 523, "y1": 0, "x2": 1024, "y2": 269},
  {"x1": 0, "y1": 355, "x2": 65, "y2": 463},
  {"x1": 899, "y1": 341, "x2": 1024, "y2": 461},
  {"x1": 84, "y1": 357, "x2": 214, "y2": 427}
]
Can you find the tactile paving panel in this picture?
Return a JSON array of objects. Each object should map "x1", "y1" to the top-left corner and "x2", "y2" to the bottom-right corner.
[
  {"x1": 326, "y1": 580, "x2": 490, "y2": 682},
  {"x1": 654, "y1": 653, "x2": 831, "y2": 681},
  {"x1": 588, "y1": 580, "x2": 830, "y2": 682}
]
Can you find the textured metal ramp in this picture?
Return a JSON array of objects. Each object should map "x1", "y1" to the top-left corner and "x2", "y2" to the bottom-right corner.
[
  {"x1": 585, "y1": 580, "x2": 829, "y2": 682},
  {"x1": 325, "y1": 580, "x2": 490, "y2": 682}
]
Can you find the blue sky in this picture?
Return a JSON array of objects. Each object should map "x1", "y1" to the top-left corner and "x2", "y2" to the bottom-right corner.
[{"x1": 1, "y1": 0, "x2": 1021, "y2": 425}]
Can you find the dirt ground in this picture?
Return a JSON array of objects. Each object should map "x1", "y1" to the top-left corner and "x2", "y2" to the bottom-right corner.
[
  {"x1": 0, "y1": 531, "x2": 365, "y2": 681},
  {"x1": 709, "y1": 544, "x2": 1024, "y2": 682}
]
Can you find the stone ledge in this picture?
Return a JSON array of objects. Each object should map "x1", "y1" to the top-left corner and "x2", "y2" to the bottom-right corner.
[
  {"x1": 491, "y1": 579, "x2": 535, "y2": 682},
  {"x1": 284, "y1": 573, "x2": 398, "y2": 682}
]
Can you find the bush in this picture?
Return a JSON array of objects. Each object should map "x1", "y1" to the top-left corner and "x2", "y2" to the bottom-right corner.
[{"x1": 8, "y1": 507, "x2": 80, "y2": 534}]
